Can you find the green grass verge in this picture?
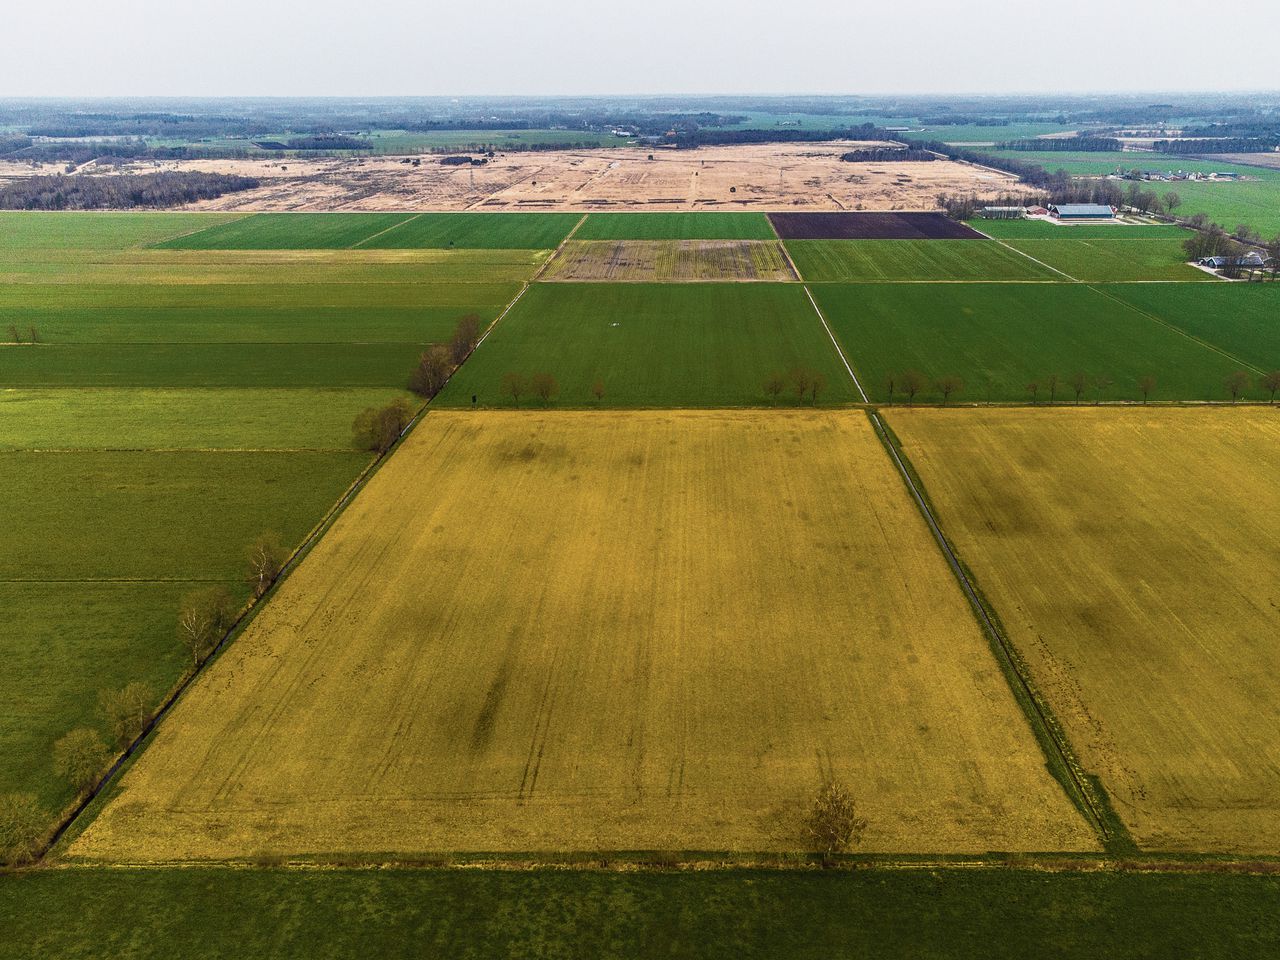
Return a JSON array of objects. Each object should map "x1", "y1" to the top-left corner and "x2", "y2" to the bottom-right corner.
[
  {"x1": 3, "y1": 867, "x2": 1278, "y2": 959},
  {"x1": 574, "y1": 213, "x2": 777, "y2": 241},
  {"x1": 787, "y1": 239, "x2": 1057, "y2": 282},
  {"x1": 813, "y1": 283, "x2": 1244, "y2": 402},
  {"x1": 438, "y1": 283, "x2": 860, "y2": 406}
]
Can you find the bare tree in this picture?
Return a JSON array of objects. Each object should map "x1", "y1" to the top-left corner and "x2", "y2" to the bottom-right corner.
[
  {"x1": 7, "y1": 323, "x2": 20, "y2": 344},
  {"x1": 808, "y1": 372, "x2": 827, "y2": 405},
  {"x1": 1225, "y1": 370, "x2": 1250, "y2": 402},
  {"x1": 1163, "y1": 192, "x2": 1182, "y2": 215},
  {"x1": 409, "y1": 345, "x2": 452, "y2": 399},
  {"x1": 804, "y1": 779, "x2": 868, "y2": 865},
  {"x1": 591, "y1": 377, "x2": 605, "y2": 403},
  {"x1": 1046, "y1": 373, "x2": 1060, "y2": 403},
  {"x1": 789, "y1": 367, "x2": 812, "y2": 403},
  {"x1": 1260, "y1": 371, "x2": 1280, "y2": 404},
  {"x1": 763, "y1": 371, "x2": 786, "y2": 405},
  {"x1": 1025, "y1": 380, "x2": 1040, "y2": 403},
  {"x1": 0, "y1": 793, "x2": 47, "y2": 865},
  {"x1": 177, "y1": 586, "x2": 234, "y2": 665},
  {"x1": 98, "y1": 681, "x2": 156, "y2": 748},
  {"x1": 449, "y1": 313, "x2": 482, "y2": 365},
  {"x1": 530, "y1": 372, "x2": 560, "y2": 405},
  {"x1": 352, "y1": 397, "x2": 414, "y2": 454},
  {"x1": 1139, "y1": 375, "x2": 1156, "y2": 404},
  {"x1": 500, "y1": 372, "x2": 527, "y2": 406},
  {"x1": 1093, "y1": 374, "x2": 1114, "y2": 403},
  {"x1": 901, "y1": 369, "x2": 926, "y2": 405},
  {"x1": 247, "y1": 532, "x2": 288, "y2": 598},
  {"x1": 883, "y1": 373, "x2": 896, "y2": 403},
  {"x1": 52, "y1": 728, "x2": 109, "y2": 793},
  {"x1": 1069, "y1": 371, "x2": 1088, "y2": 405},
  {"x1": 934, "y1": 375, "x2": 964, "y2": 405}
]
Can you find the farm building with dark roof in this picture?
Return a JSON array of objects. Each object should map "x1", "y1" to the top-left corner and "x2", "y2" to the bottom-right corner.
[{"x1": 1049, "y1": 204, "x2": 1116, "y2": 221}]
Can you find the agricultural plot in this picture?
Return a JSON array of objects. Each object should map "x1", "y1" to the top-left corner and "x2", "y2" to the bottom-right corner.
[
  {"x1": 1106, "y1": 284, "x2": 1280, "y2": 375},
  {"x1": 886, "y1": 408, "x2": 1280, "y2": 852},
  {"x1": 356, "y1": 212, "x2": 581, "y2": 250},
  {"x1": 999, "y1": 239, "x2": 1211, "y2": 282},
  {"x1": 769, "y1": 212, "x2": 983, "y2": 240},
  {"x1": 812, "y1": 283, "x2": 1243, "y2": 402},
  {"x1": 970, "y1": 220, "x2": 1190, "y2": 240},
  {"x1": 0, "y1": 211, "x2": 246, "y2": 253},
  {"x1": 437, "y1": 283, "x2": 859, "y2": 406},
  {"x1": 786, "y1": 239, "x2": 1056, "y2": 282},
  {"x1": 574, "y1": 212, "x2": 777, "y2": 241},
  {"x1": 69, "y1": 411, "x2": 1095, "y2": 860},
  {"x1": 540, "y1": 240, "x2": 795, "y2": 282},
  {"x1": 157, "y1": 213, "x2": 417, "y2": 250}
]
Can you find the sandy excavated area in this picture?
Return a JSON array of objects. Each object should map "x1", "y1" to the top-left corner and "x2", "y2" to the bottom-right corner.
[{"x1": 15, "y1": 142, "x2": 1030, "y2": 212}]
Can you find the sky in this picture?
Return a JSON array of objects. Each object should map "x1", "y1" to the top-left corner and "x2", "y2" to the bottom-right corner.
[{"x1": 3, "y1": 0, "x2": 1277, "y2": 97}]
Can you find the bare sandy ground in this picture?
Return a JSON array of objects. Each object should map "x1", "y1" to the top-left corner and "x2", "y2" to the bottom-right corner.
[{"x1": 0, "y1": 143, "x2": 1030, "y2": 212}]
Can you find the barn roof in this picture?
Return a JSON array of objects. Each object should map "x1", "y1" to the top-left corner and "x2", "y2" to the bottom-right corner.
[{"x1": 1051, "y1": 204, "x2": 1115, "y2": 217}]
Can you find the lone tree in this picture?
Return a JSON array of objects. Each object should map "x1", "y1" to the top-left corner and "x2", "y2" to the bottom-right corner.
[
  {"x1": 500, "y1": 372, "x2": 527, "y2": 406},
  {"x1": 935, "y1": 375, "x2": 964, "y2": 405},
  {"x1": 763, "y1": 371, "x2": 786, "y2": 405},
  {"x1": 352, "y1": 397, "x2": 414, "y2": 454},
  {"x1": 409, "y1": 345, "x2": 452, "y2": 399},
  {"x1": 0, "y1": 793, "x2": 47, "y2": 865},
  {"x1": 1046, "y1": 373, "x2": 1060, "y2": 403},
  {"x1": 98, "y1": 681, "x2": 156, "y2": 748},
  {"x1": 1260, "y1": 370, "x2": 1280, "y2": 404},
  {"x1": 247, "y1": 532, "x2": 288, "y2": 598},
  {"x1": 901, "y1": 369, "x2": 927, "y2": 405},
  {"x1": 1069, "y1": 371, "x2": 1088, "y2": 405},
  {"x1": 1225, "y1": 370, "x2": 1250, "y2": 402},
  {"x1": 807, "y1": 372, "x2": 828, "y2": 405},
  {"x1": 177, "y1": 585, "x2": 234, "y2": 665},
  {"x1": 1139, "y1": 375, "x2": 1157, "y2": 404},
  {"x1": 804, "y1": 779, "x2": 868, "y2": 866},
  {"x1": 1163, "y1": 192, "x2": 1182, "y2": 215},
  {"x1": 531, "y1": 372, "x2": 560, "y2": 405},
  {"x1": 52, "y1": 728, "x2": 109, "y2": 794},
  {"x1": 789, "y1": 366, "x2": 812, "y2": 403},
  {"x1": 883, "y1": 373, "x2": 896, "y2": 403},
  {"x1": 449, "y1": 313, "x2": 482, "y2": 365},
  {"x1": 591, "y1": 377, "x2": 605, "y2": 403},
  {"x1": 1093, "y1": 374, "x2": 1114, "y2": 403},
  {"x1": 1026, "y1": 380, "x2": 1040, "y2": 403}
]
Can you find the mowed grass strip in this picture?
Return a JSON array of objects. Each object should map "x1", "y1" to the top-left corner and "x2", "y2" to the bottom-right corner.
[
  {"x1": 357, "y1": 212, "x2": 580, "y2": 249},
  {"x1": 155, "y1": 213, "x2": 416, "y2": 250},
  {"x1": 0, "y1": 450, "x2": 370, "y2": 580},
  {"x1": 1001, "y1": 239, "x2": 1211, "y2": 282},
  {"x1": 540, "y1": 240, "x2": 795, "y2": 282},
  {"x1": 812, "y1": 283, "x2": 1242, "y2": 402},
  {"x1": 0, "y1": 388, "x2": 415, "y2": 451},
  {"x1": 887, "y1": 407, "x2": 1280, "y2": 853},
  {"x1": 574, "y1": 212, "x2": 776, "y2": 241},
  {"x1": 439, "y1": 283, "x2": 858, "y2": 407},
  {"x1": 1106, "y1": 283, "x2": 1280, "y2": 374},
  {"x1": 69, "y1": 411, "x2": 1095, "y2": 860},
  {"x1": 786, "y1": 240, "x2": 1057, "y2": 282}
]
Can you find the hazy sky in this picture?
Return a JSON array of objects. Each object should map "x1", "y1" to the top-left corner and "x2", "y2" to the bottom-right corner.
[{"x1": 4, "y1": 0, "x2": 1277, "y2": 97}]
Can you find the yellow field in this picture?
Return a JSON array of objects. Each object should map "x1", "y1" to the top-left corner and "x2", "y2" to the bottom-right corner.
[
  {"x1": 69, "y1": 410, "x2": 1094, "y2": 861},
  {"x1": 887, "y1": 407, "x2": 1280, "y2": 853},
  {"x1": 540, "y1": 240, "x2": 796, "y2": 282}
]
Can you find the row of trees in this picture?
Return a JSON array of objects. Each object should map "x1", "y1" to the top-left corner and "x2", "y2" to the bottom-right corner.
[
  {"x1": 0, "y1": 172, "x2": 260, "y2": 210},
  {"x1": 764, "y1": 367, "x2": 829, "y2": 405},
  {"x1": 5, "y1": 324, "x2": 40, "y2": 344},
  {"x1": 883, "y1": 371, "x2": 964, "y2": 405},
  {"x1": 409, "y1": 314, "x2": 482, "y2": 399},
  {"x1": 501, "y1": 372, "x2": 563, "y2": 405}
]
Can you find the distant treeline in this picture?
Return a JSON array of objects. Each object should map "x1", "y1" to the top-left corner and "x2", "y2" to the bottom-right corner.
[
  {"x1": 255, "y1": 136, "x2": 371, "y2": 151},
  {"x1": 1153, "y1": 137, "x2": 1280, "y2": 154},
  {"x1": 666, "y1": 124, "x2": 890, "y2": 148},
  {"x1": 840, "y1": 148, "x2": 936, "y2": 162},
  {"x1": 0, "y1": 172, "x2": 260, "y2": 210},
  {"x1": 999, "y1": 137, "x2": 1122, "y2": 152},
  {"x1": 915, "y1": 115, "x2": 1012, "y2": 127}
]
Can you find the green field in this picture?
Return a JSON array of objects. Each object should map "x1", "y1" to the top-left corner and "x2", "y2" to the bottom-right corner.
[
  {"x1": 3, "y1": 868, "x2": 1277, "y2": 960},
  {"x1": 574, "y1": 213, "x2": 777, "y2": 241},
  {"x1": 1106, "y1": 284, "x2": 1280, "y2": 374},
  {"x1": 979, "y1": 150, "x2": 1274, "y2": 178},
  {"x1": 0, "y1": 212, "x2": 245, "y2": 253},
  {"x1": 1155, "y1": 178, "x2": 1280, "y2": 236},
  {"x1": 813, "y1": 283, "x2": 1243, "y2": 402},
  {"x1": 362, "y1": 128, "x2": 633, "y2": 152},
  {"x1": 0, "y1": 388, "x2": 412, "y2": 450},
  {"x1": 787, "y1": 239, "x2": 1056, "y2": 282},
  {"x1": 1003, "y1": 239, "x2": 1210, "y2": 281},
  {"x1": 156, "y1": 213, "x2": 417, "y2": 250},
  {"x1": 438, "y1": 283, "x2": 858, "y2": 406},
  {"x1": 971, "y1": 220, "x2": 1191, "y2": 240},
  {"x1": 161, "y1": 212, "x2": 580, "y2": 251},
  {"x1": 355, "y1": 212, "x2": 581, "y2": 249}
]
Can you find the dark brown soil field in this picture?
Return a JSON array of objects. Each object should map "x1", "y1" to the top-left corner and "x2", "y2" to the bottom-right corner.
[{"x1": 767, "y1": 212, "x2": 984, "y2": 240}]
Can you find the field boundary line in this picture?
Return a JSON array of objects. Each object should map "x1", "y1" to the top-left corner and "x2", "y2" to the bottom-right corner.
[
  {"x1": 775, "y1": 237, "x2": 804, "y2": 282},
  {"x1": 867, "y1": 410, "x2": 1130, "y2": 854},
  {"x1": 528, "y1": 213, "x2": 590, "y2": 283},
  {"x1": 149, "y1": 213, "x2": 256, "y2": 248},
  {"x1": 348, "y1": 214, "x2": 424, "y2": 249},
  {"x1": 801, "y1": 284, "x2": 868, "y2": 402},
  {"x1": 968, "y1": 224, "x2": 1079, "y2": 282},
  {"x1": 1087, "y1": 284, "x2": 1265, "y2": 376}
]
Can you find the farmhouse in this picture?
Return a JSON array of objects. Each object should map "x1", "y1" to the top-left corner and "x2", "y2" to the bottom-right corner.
[
  {"x1": 1198, "y1": 251, "x2": 1272, "y2": 270},
  {"x1": 1049, "y1": 204, "x2": 1116, "y2": 221}
]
